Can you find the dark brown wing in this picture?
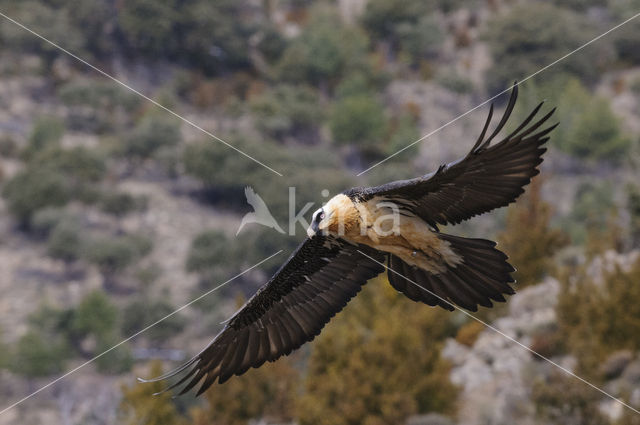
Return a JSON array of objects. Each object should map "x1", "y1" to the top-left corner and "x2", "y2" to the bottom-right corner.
[
  {"x1": 348, "y1": 84, "x2": 557, "y2": 227},
  {"x1": 142, "y1": 235, "x2": 385, "y2": 395}
]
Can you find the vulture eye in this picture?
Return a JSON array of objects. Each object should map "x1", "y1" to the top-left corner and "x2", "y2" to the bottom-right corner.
[{"x1": 316, "y1": 211, "x2": 325, "y2": 222}]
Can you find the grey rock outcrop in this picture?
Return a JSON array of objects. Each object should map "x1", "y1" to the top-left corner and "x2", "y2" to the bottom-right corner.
[{"x1": 443, "y1": 278, "x2": 563, "y2": 425}]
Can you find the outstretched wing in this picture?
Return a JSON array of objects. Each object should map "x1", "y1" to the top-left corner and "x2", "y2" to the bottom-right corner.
[
  {"x1": 349, "y1": 84, "x2": 557, "y2": 227},
  {"x1": 144, "y1": 235, "x2": 385, "y2": 395}
]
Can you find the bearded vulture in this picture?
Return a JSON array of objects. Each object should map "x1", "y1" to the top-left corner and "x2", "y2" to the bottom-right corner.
[{"x1": 143, "y1": 84, "x2": 557, "y2": 395}]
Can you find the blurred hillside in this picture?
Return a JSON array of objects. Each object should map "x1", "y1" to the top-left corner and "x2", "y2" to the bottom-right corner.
[{"x1": 0, "y1": 0, "x2": 639, "y2": 424}]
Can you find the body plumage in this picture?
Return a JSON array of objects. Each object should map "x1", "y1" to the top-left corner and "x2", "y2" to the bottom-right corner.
[{"x1": 142, "y1": 84, "x2": 557, "y2": 395}]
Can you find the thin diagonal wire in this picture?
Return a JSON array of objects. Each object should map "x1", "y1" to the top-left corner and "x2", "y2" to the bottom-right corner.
[
  {"x1": 357, "y1": 250, "x2": 640, "y2": 416},
  {"x1": 0, "y1": 11, "x2": 283, "y2": 177},
  {"x1": 0, "y1": 250, "x2": 283, "y2": 416},
  {"x1": 357, "y1": 11, "x2": 640, "y2": 176}
]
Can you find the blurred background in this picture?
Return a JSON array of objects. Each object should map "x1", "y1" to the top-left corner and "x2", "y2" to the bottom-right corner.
[{"x1": 0, "y1": 0, "x2": 639, "y2": 424}]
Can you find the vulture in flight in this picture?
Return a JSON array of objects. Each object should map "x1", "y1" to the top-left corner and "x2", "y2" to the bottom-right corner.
[{"x1": 142, "y1": 84, "x2": 557, "y2": 395}]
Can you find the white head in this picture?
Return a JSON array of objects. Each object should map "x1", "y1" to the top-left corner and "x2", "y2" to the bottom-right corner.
[
  {"x1": 306, "y1": 194, "x2": 358, "y2": 238},
  {"x1": 307, "y1": 207, "x2": 328, "y2": 238}
]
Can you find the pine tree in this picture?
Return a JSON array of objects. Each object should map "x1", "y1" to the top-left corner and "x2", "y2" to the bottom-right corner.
[
  {"x1": 119, "y1": 361, "x2": 186, "y2": 425},
  {"x1": 296, "y1": 277, "x2": 458, "y2": 425},
  {"x1": 557, "y1": 257, "x2": 640, "y2": 376},
  {"x1": 188, "y1": 294, "x2": 301, "y2": 425},
  {"x1": 189, "y1": 355, "x2": 300, "y2": 425},
  {"x1": 498, "y1": 178, "x2": 568, "y2": 287}
]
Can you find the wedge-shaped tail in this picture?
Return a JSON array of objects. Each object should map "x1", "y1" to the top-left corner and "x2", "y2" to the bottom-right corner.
[{"x1": 387, "y1": 233, "x2": 515, "y2": 312}]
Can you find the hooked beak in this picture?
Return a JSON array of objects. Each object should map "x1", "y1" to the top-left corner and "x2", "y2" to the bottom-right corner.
[{"x1": 307, "y1": 221, "x2": 319, "y2": 238}]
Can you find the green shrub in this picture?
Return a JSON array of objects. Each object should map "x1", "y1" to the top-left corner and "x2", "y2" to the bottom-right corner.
[
  {"x1": 362, "y1": 0, "x2": 453, "y2": 63},
  {"x1": 178, "y1": 0, "x2": 256, "y2": 73},
  {"x1": 95, "y1": 334, "x2": 133, "y2": 374},
  {"x1": 395, "y1": 15, "x2": 444, "y2": 63},
  {"x1": 30, "y1": 146, "x2": 106, "y2": 183},
  {"x1": 277, "y1": 5, "x2": 370, "y2": 86},
  {"x1": 10, "y1": 330, "x2": 70, "y2": 378},
  {"x1": 553, "y1": 79, "x2": 631, "y2": 163},
  {"x1": 59, "y1": 80, "x2": 140, "y2": 112},
  {"x1": 186, "y1": 230, "x2": 232, "y2": 273},
  {"x1": 334, "y1": 73, "x2": 377, "y2": 99},
  {"x1": 99, "y1": 191, "x2": 146, "y2": 216},
  {"x1": 10, "y1": 304, "x2": 74, "y2": 377},
  {"x1": 256, "y1": 24, "x2": 287, "y2": 64},
  {"x1": 483, "y1": 4, "x2": 610, "y2": 93},
  {"x1": 362, "y1": 0, "x2": 436, "y2": 40},
  {"x1": 68, "y1": 291, "x2": 132, "y2": 374},
  {"x1": 608, "y1": 0, "x2": 640, "y2": 19},
  {"x1": 565, "y1": 98, "x2": 630, "y2": 163},
  {"x1": 0, "y1": 1, "x2": 86, "y2": 67},
  {"x1": 47, "y1": 220, "x2": 83, "y2": 263},
  {"x1": 572, "y1": 182, "x2": 615, "y2": 227},
  {"x1": 436, "y1": 70, "x2": 474, "y2": 94},
  {"x1": 58, "y1": 80, "x2": 141, "y2": 132},
  {"x1": 2, "y1": 168, "x2": 71, "y2": 226},
  {"x1": 123, "y1": 115, "x2": 181, "y2": 159},
  {"x1": 118, "y1": 0, "x2": 254, "y2": 75},
  {"x1": 25, "y1": 303, "x2": 74, "y2": 339},
  {"x1": 612, "y1": 19, "x2": 640, "y2": 65},
  {"x1": 182, "y1": 136, "x2": 285, "y2": 202},
  {"x1": 31, "y1": 207, "x2": 71, "y2": 237},
  {"x1": 330, "y1": 94, "x2": 388, "y2": 154},
  {"x1": 182, "y1": 134, "x2": 353, "y2": 219},
  {"x1": 71, "y1": 291, "x2": 119, "y2": 342},
  {"x1": 3, "y1": 145, "x2": 108, "y2": 226},
  {"x1": 10, "y1": 294, "x2": 133, "y2": 376},
  {"x1": 385, "y1": 112, "x2": 421, "y2": 158},
  {"x1": 364, "y1": 1, "x2": 445, "y2": 66},
  {"x1": 24, "y1": 115, "x2": 65, "y2": 158},
  {"x1": 84, "y1": 233, "x2": 153, "y2": 276},
  {"x1": 186, "y1": 229, "x2": 248, "y2": 292},
  {"x1": 250, "y1": 84, "x2": 324, "y2": 141},
  {"x1": 117, "y1": 0, "x2": 181, "y2": 55},
  {"x1": 562, "y1": 182, "x2": 615, "y2": 244},
  {"x1": 122, "y1": 299, "x2": 185, "y2": 342},
  {"x1": 64, "y1": 0, "x2": 117, "y2": 57}
]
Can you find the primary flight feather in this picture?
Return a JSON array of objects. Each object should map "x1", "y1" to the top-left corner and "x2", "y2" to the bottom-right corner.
[{"x1": 142, "y1": 84, "x2": 557, "y2": 395}]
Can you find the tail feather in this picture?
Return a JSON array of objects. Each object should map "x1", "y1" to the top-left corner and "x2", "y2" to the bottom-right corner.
[
  {"x1": 387, "y1": 233, "x2": 515, "y2": 312},
  {"x1": 389, "y1": 255, "x2": 455, "y2": 311}
]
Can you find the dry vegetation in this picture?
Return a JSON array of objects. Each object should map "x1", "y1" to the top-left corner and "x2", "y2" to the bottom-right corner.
[{"x1": 0, "y1": 0, "x2": 639, "y2": 424}]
